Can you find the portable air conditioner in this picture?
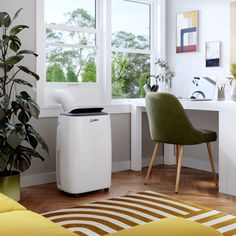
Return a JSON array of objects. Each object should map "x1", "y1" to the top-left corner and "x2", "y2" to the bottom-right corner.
[{"x1": 56, "y1": 108, "x2": 111, "y2": 194}]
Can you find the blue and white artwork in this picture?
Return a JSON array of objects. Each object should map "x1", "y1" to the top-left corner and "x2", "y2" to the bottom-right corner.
[
  {"x1": 206, "y1": 41, "x2": 220, "y2": 67},
  {"x1": 176, "y1": 11, "x2": 198, "y2": 53}
]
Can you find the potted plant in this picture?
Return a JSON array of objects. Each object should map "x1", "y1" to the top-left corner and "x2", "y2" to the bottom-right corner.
[
  {"x1": 227, "y1": 64, "x2": 236, "y2": 101},
  {"x1": 144, "y1": 59, "x2": 175, "y2": 94},
  {"x1": 0, "y1": 9, "x2": 48, "y2": 201}
]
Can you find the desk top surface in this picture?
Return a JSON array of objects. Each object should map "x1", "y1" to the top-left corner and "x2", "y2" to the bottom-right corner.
[{"x1": 132, "y1": 99, "x2": 236, "y2": 112}]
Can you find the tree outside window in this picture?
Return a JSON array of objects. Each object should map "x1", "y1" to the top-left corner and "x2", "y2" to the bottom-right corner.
[{"x1": 45, "y1": 0, "x2": 151, "y2": 98}]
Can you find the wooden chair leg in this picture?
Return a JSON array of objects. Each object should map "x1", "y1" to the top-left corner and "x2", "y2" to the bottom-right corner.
[
  {"x1": 176, "y1": 145, "x2": 179, "y2": 165},
  {"x1": 206, "y1": 142, "x2": 218, "y2": 188},
  {"x1": 175, "y1": 145, "x2": 184, "y2": 193},
  {"x1": 145, "y1": 142, "x2": 159, "y2": 184}
]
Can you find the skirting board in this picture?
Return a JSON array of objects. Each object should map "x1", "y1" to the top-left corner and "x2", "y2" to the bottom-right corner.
[
  {"x1": 21, "y1": 172, "x2": 57, "y2": 188},
  {"x1": 112, "y1": 156, "x2": 164, "y2": 172},
  {"x1": 21, "y1": 156, "x2": 216, "y2": 187},
  {"x1": 163, "y1": 153, "x2": 219, "y2": 174},
  {"x1": 182, "y1": 156, "x2": 219, "y2": 174},
  {"x1": 21, "y1": 156, "x2": 164, "y2": 187}
]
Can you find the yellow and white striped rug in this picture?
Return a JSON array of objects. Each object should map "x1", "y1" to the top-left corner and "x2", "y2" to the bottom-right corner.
[{"x1": 43, "y1": 191, "x2": 236, "y2": 236}]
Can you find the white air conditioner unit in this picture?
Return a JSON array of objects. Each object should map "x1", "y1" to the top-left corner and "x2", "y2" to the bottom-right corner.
[{"x1": 56, "y1": 108, "x2": 112, "y2": 195}]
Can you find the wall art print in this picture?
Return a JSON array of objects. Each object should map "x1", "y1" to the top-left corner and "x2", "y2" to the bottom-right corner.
[
  {"x1": 205, "y1": 41, "x2": 220, "y2": 67},
  {"x1": 176, "y1": 10, "x2": 198, "y2": 53}
]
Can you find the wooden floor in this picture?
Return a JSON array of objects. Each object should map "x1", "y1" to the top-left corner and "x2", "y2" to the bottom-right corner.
[{"x1": 20, "y1": 165, "x2": 236, "y2": 215}]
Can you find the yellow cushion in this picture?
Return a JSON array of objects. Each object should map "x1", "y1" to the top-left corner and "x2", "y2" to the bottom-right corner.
[
  {"x1": 0, "y1": 193, "x2": 26, "y2": 213},
  {"x1": 107, "y1": 217, "x2": 223, "y2": 236},
  {"x1": 0, "y1": 210, "x2": 76, "y2": 236}
]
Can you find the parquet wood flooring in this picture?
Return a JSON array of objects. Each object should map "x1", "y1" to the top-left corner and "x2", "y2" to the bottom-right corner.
[{"x1": 20, "y1": 165, "x2": 236, "y2": 215}]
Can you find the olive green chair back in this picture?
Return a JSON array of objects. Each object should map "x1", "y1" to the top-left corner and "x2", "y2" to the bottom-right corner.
[{"x1": 145, "y1": 92, "x2": 206, "y2": 145}]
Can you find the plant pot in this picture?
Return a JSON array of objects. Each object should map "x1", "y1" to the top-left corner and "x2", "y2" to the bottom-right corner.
[
  {"x1": 0, "y1": 171, "x2": 20, "y2": 201},
  {"x1": 231, "y1": 81, "x2": 236, "y2": 101}
]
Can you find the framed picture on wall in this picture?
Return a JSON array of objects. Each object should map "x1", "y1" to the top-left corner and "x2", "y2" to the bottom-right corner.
[
  {"x1": 205, "y1": 41, "x2": 221, "y2": 67},
  {"x1": 176, "y1": 10, "x2": 198, "y2": 53}
]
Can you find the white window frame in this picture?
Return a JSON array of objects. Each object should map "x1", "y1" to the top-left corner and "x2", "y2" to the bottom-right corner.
[
  {"x1": 36, "y1": 0, "x2": 103, "y2": 109},
  {"x1": 36, "y1": 0, "x2": 165, "y2": 117},
  {"x1": 44, "y1": 2, "x2": 100, "y2": 85},
  {"x1": 111, "y1": 0, "x2": 152, "y2": 100}
]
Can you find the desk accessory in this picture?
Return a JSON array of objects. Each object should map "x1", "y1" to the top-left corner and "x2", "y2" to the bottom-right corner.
[{"x1": 217, "y1": 84, "x2": 225, "y2": 101}]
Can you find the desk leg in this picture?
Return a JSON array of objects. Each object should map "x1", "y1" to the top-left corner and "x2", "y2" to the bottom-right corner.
[
  {"x1": 219, "y1": 111, "x2": 236, "y2": 196},
  {"x1": 131, "y1": 105, "x2": 142, "y2": 171}
]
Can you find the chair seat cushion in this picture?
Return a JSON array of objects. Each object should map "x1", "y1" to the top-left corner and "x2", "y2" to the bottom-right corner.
[
  {"x1": 0, "y1": 210, "x2": 76, "y2": 236},
  {"x1": 106, "y1": 217, "x2": 223, "y2": 236},
  {"x1": 0, "y1": 193, "x2": 26, "y2": 213},
  {"x1": 199, "y1": 129, "x2": 217, "y2": 143}
]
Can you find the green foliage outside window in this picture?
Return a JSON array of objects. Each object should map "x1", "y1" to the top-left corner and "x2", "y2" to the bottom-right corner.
[
  {"x1": 66, "y1": 66, "x2": 77, "y2": 82},
  {"x1": 46, "y1": 8, "x2": 150, "y2": 98},
  {"x1": 46, "y1": 64, "x2": 66, "y2": 82},
  {"x1": 81, "y1": 59, "x2": 96, "y2": 83}
]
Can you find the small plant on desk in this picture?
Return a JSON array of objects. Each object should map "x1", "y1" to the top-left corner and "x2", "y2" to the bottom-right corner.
[
  {"x1": 227, "y1": 64, "x2": 236, "y2": 85},
  {"x1": 227, "y1": 64, "x2": 236, "y2": 101},
  {"x1": 144, "y1": 59, "x2": 175, "y2": 94}
]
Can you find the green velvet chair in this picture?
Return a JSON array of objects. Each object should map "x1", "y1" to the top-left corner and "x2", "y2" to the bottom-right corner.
[{"x1": 145, "y1": 92, "x2": 218, "y2": 193}]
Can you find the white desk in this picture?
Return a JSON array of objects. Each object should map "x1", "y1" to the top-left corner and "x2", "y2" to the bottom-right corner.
[{"x1": 131, "y1": 99, "x2": 236, "y2": 196}]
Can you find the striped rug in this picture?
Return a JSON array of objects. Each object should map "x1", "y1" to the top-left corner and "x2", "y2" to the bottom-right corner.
[{"x1": 42, "y1": 191, "x2": 236, "y2": 236}]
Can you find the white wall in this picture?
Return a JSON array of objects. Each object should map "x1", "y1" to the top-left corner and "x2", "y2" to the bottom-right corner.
[
  {"x1": 166, "y1": 0, "x2": 231, "y2": 172},
  {"x1": 167, "y1": 0, "x2": 231, "y2": 99}
]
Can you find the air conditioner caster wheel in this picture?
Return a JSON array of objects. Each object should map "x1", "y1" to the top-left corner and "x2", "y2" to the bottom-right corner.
[{"x1": 104, "y1": 188, "x2": 109, "y2": 192}]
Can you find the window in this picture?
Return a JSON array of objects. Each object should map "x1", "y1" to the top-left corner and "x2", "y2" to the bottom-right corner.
[
  {"x1": 111, "y1": 0, "x2": 152, "y2": 98},
  {"x1": 45, "y1": 0, "x2": 97, "y2": 83},
  {"x1": 36, "y1": 0, "x2": 164, "y2": 114}
]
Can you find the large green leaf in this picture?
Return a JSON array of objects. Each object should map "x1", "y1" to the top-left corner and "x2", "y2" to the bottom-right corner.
[
  {"x1": 0, "y1": 13, "x2": 4, "y2": 27},
  {"x1": 5, "y1": 55, "x2": 23, "y2": 66},
  {"x1": 17, "y1": 50, "x2": 38, "y2": 57},
  {"x1": 26, "y1": 125, "x2": 49, "y2": 153},
  {"x1": 12, "y1": 8, "x2": 23, "y2": 22},
  {"x1": 10, "y1": 25, "x2": 29, "y2": 36},
  {"x1": 0, "y1": 107, "x2": 5, "y2": 120},
  {"x1": 0, "y1": 151, "x2": 10, "y2": 171},
  {"x1": 9, "y1": 35, "x2": 21, "y2": 52},
  {"x1": 7, "y1": 132, "x2": 21, "y2": 149},
  {"x1": 19, "y1": 91, "x2": 31, "y2": 99},
  {"x1": 18, "y1": 110, "x2": 30, "y2": 124},
  {"x1": 28, "y1": 101, "x2": 40, "y2": 119},
  {"x1": 27, "y1": 134, "x2": 38, "y2": 149},
  {"x1": 11, "y1": 101, "x2": 20, "y2": 115},
  {"x1": 1, "y1": 12, "x2": 11, "y2": 28},
  {"x1": 16, "y1": 97, "x2": 29, "y2": 115},
  {"x1": 16, "y1": 92, "x2": 39, "y2": 119},
  {"x1": 18, "y1": 66, "x2": 40, "y2": 80},
  {"x1": 12, "y1": 78, "x2": 33, "y2": 88},
  {"x1": 13, "y1": 153, "x2": 31, "y2": 172},
  {"x1": 16, "y1": 145, "x2": 44, "y2": 161},
  {"x1": 15, "y1": 123, "x2": 26, "y2": 140}
]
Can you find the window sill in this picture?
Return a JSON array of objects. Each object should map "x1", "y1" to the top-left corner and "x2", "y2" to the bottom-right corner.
[{"x1": 38, "y1": 100, "x2": 143, "y2": 118}]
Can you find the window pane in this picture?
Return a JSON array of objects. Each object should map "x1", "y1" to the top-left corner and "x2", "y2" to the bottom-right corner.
[
  {"x1": 46, "y1": 28, "x2": 96, "y2": 46},
  {"x1": 112, "y1": 0, "x2": 150, "y2": 49},
  {"x1": 45, "y1": 0, "x2": 96, "y2": 27},
  {"x1": 112, "y1": 52, "x2": 150, "y2": 98},
  {"x1": 46, "y1": 46, "x2": 97, "y2": 83}
]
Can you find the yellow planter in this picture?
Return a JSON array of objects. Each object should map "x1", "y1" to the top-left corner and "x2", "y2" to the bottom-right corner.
[{"x1": 0, "y1": 171, "x2": 20, "y2": 202}]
